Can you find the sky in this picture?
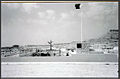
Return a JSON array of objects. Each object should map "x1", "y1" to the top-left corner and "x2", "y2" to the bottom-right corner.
[{"x1": 1, "y1": 2, "x2": 118, "y2": 47}]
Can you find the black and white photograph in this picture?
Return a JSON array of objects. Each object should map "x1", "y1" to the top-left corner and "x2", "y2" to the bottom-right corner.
[{"x1": 1, "y1": 1, "x2": 119, "y2": 78}]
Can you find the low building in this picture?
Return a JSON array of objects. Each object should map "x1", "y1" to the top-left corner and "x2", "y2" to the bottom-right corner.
[{"x1": 1, "y1": 45, "x2": 20, "y2": 57}]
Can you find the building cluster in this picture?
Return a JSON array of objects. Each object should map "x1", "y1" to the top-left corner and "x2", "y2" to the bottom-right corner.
[
  {"x1": 1, "y1": 29, "x2": 118, "y2": 57},
  {"x1": 1, "y1": 45, "x2": 20, "y2": 57}
]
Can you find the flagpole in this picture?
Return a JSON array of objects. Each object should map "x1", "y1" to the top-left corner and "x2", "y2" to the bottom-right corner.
[
  {"x1": 80, "y1": 4, "x2": 82, "y2": 44},
  {"x1": 75, "y1": 3, "x2": 83, "y2": 49},
  {"x1": 81, "y1": 7, "x2": 82, "y2": 44}
]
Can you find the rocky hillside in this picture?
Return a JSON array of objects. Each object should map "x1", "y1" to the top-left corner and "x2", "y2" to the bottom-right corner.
[{"x1": 87, "y1": 29, "x2": 118, "y2": 45}]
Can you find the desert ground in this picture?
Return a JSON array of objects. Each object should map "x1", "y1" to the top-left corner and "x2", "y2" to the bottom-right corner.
[
  {"x1": 1, "y1": 54, "x2": 118, "y2": 78},
  {"x1": 2, "y1": 62, "x2": 118, "y2": 77}
]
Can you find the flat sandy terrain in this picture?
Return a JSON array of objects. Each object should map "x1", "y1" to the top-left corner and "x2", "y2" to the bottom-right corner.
[
  {"x1": 1, "y1": 62, "x2": 118, "y2": 78},
  {"x1": 1, "y1": 54, "x2": 118, "y2": 78}
]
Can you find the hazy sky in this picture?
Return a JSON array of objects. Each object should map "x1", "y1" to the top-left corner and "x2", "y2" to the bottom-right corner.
[{"x1": 1, "y1": 2, "x2": 118, "y2": 47}]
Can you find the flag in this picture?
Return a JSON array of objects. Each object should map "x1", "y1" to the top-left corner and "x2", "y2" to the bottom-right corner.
[{"x1": 75, "y1": 4, "x2": 81, "y2": 9}]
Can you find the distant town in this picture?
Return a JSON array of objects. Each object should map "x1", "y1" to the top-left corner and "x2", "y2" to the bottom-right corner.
[{"x1": 1, "y1": 29, "x2": 118, "y2": 57}]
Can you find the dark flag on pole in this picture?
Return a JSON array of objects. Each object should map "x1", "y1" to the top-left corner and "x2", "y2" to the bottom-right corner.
[{"x1": 75, "y1": 4, "x2": 81, "y2": 9}]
